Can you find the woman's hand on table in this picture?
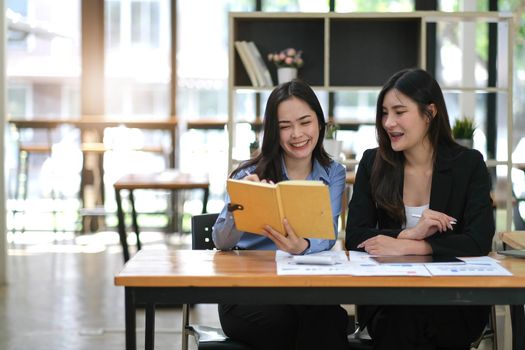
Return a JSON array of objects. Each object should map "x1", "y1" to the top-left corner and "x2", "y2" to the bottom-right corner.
[{"x1": 357, "y1": 234, "x2": 432, "y2": 256}]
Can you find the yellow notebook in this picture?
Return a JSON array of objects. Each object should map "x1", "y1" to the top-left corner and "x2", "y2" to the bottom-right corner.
[{"x1": 226, "y1": 179, "x2": 335, "y2": 239}]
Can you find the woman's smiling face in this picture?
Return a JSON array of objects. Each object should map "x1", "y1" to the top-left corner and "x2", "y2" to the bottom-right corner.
[
  {"x1": 277, "y1": 96, "x2": 320, "y2": 163},
  {"x1": 381, "y1": 89, "x2": 431, "y2": 153}
]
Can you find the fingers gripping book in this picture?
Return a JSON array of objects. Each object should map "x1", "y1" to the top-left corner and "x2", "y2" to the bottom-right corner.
[{"x1": 226, "y1": 179, "x2": 335, "y2": 239}]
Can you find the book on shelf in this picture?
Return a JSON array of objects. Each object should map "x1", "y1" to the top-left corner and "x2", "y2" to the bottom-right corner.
[
  {"x1": 246, "y1": 41, "x2": 274, "y2": 87},
  {"x1": 226, "y1": 179, "x2": 335, "y2": 239},
  {"x1": 234, "y1": 41, "x2": 259, "y2": 87}
]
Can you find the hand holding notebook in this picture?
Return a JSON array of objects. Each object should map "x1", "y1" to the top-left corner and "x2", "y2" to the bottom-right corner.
[{"x1": 226, "y1": 179, "x2": 335, "y2": 239}]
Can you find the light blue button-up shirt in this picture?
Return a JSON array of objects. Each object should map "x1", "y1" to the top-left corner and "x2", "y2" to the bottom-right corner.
[{"x1": 212, "y1": 157, "x2": 346, "y2": 254}]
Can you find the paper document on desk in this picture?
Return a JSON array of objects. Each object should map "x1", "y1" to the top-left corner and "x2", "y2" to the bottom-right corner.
[
  {"x1": 276, "y1": 250, "x2": 351, "y2": 275},
  {"x1": 347, "y1": 262, "x2": 432, "y2": 276},
  {"x1": 424, "y1": 262, "x2": 512, "y2": 276},
  {"x1": 346, "y1": 250, "x2": 431, "y2": 276},
  {"x1": 276, "y1": 250, "x2": 511, "y2": 276},
  {"x1": 347, "y1": 252, "x2": 509, "y2": 276},
  {"x1": 348, "y1": 250, "x2": 375, "y2": 262},
  {"x1": 460, "y1": 256, "x2": 503, "y2": 264},
  {"x1": 277, "y1": 250, "x2": 430, "y2": 276}
]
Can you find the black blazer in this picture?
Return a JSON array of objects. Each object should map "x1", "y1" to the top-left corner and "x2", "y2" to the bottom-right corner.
[{"x1": 345, "y1": 144, "x2": 495, "y2": 256}]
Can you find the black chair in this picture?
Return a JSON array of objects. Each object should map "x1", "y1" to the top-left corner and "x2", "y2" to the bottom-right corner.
[
  {"x1": 186, "y1": 213, "x2": 376, "y2": 350},
  {"x1": 182, "y1": 213, "x2": 252, "y2": 350},
  {"x1": 346, "y1": 307, "x2": 373, "y2": 349},
  {"x1": 191, "y1": 213, "x2": 219, "y2": 250},
  {"x1": 513, "y1": 197, "x2": 525, "y2": 230},
  {"x1": 471, "y1": 306, "x2": 498, "y2": 350},
  {"x1": 512, "y1": 167, "x2": 525, "y2": 230}
]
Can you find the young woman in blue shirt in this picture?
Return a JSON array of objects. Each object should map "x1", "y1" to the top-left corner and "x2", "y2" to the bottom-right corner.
[
  {"x1": 346, "y1": 68, "x2": 494, "y2": 349},
  {"x1": 213, "y1": 79, "x2": 349, "y2": 350}
]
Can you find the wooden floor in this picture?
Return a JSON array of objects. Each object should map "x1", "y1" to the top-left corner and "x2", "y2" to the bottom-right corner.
[{"x1": 0, "y1": 231, "x2": 510, "y2": 350}]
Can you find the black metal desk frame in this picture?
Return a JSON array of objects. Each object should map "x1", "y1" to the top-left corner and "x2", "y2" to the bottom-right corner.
[
  {"x1": 115, "y1": 187, "x2": 209, "y2": 262},
  {"x1": 123, "y1": 285, "x2": 525, "y2": 350}
]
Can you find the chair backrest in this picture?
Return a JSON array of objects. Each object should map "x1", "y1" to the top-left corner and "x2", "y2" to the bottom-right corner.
[
  {"x1": 512, "y1": 168, "x2": 525, "y2": 230},
  {"x1": 191, "y1": 213, "x2": 220, "y2": 250},
  {"x1": 514, "y1": 201, "x2": 525, "y2": 230}
]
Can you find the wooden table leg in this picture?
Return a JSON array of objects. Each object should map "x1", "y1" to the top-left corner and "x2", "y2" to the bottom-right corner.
[
  {"x1": 145, "y1": 303, "x2": 156, "y2": 350},
  {"x1": 125, "y1": 287, "x2": 136, "y2": 350},
  {"x1": 202, "y1": 187, "x2": 209, "y2": 214},
  {"x1": 115, "y1": 188, "x2": 130, "y2": 262},
  {"x1": 99, "y1": 150, "x2": 106, "y2": 205},
  {"x1": 129, "y1": 190, "x2": 141, "y2": 251},
  {"x1": 181, "y1": 304, "x2": 190, "y2": 350},
  {"x1": 510, "y1": 304, "x2": 525, "y2": 350}
]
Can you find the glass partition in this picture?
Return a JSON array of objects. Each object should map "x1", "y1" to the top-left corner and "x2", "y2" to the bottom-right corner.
[{"x1": 5, "y1": 0, "x2": 81, "y2": 233}]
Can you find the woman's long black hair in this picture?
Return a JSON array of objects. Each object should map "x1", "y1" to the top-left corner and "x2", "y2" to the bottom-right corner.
[
  {"x1": 231, "y1": 79, "x2": 331, "y2": 182},
  {"x1": 371, "y1": 68, "x2": 456, "y2": 224}
]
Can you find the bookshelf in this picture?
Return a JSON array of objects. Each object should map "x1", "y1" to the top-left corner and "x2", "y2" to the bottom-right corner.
[
  {"x1": 329, "y1": 17, "x2": 421, "y2": 86},
  {"x1": 228, "y1": 11, "x2": 515, "y2": 230},
  {"x1": 233, "y1": 17, "x2": 325, "y2": 87}
]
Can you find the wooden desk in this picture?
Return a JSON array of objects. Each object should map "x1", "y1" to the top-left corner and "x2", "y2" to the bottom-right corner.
[
  {"x1": 8, "y1": 118, "x2": 178, "y2": 166},
  {"x1": 8, "y1": 117, "x2": 178, "y2": 169},
  {"x1": 73, "y1": 118, "x2": 178, "y2": 213},
  {"x1": 114, "y1": 171, "x2": 209, "y2": 262},
  {"x1": 73, "y1": 119, "x2": 177, "y2": 170},
  {"x1": 8, "y1": 119, "x2": 65, "y2": 130},
  {"x1": 185, "y1": 119, "x2": 262, "y2": 132},
  {"x1": 115, "y1": 249, "x2": 525, "y2": 350},
  {"x1": 79, "y1": 142, "x2": 168, "y2": 232},
  {"x1": 9, "y1": 117, "x2": 179, "y2": 231},
  {"x1": 186, "y1": 119, "x2": 227, "y2": 130},
  {"x1": 501, "y1": 231, "x2": 525, "y2": 249}
]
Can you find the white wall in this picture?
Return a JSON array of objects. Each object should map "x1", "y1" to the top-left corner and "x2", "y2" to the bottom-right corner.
[{"x1": 0, "y1": 0, "x2": 8, "y2": 285}]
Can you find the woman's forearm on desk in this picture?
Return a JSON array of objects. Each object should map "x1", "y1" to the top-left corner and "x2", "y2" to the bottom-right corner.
[{"x1": 400, "y1": 238, "x2": 433, "y2": 255}]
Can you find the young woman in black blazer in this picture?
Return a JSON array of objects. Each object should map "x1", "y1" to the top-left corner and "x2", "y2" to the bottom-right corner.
[{"x1": 345, "y1": 68, "x2": 495, "y2": 350}]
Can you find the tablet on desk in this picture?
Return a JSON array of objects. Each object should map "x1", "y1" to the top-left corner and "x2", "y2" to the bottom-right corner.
[
  {"x1": 371, "y1": 255, "x2": 465, "y2": 264},
  {"x1": 497, "y1": 249, "x2": 525, "y2": 258}
]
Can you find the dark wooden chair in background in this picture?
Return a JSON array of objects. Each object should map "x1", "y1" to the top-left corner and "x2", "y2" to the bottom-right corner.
[{"x1": 11, "y1": 122, "x2": 62, "y2": 233}]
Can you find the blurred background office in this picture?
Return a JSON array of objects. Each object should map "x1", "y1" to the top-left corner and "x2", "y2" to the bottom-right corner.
[
  {"x1": 4, "y1": 0, "x2": 525, "y2": 235},
  {"x1": 1, "y1": 0, "x2": 525, "y2": 349}
]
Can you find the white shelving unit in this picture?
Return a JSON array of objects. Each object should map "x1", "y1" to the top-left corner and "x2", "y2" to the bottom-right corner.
[{"x1": 228, "y1": 11, "x2": 515, "y2": 230}]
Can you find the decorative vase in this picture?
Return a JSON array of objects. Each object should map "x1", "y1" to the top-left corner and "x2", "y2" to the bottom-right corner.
[
  {"x1": 323, "y1": 139, "x2": 343, "y2": 160},
  {"x1": 455, "y1": 138, "x2": 473, "y2": 148},
  {"x1": 277, "y1": 67, "x2": 298, "y2": 84}
]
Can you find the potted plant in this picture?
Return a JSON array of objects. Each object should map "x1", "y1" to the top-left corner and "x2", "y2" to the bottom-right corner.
[
  {"x1": 325, "y1": 122, "x2": 339, "y2": 140},
  {"x1": 452, "y1": 117, "x2": 476, "y2": 148},
  {"x1": 323, "y1": 122, "x2": 343, "y2": 159},
  {"x1": 267, "y1": 48, "x2": 304, "y2": 84},
  {"x1": 249, "y1": 140, "x2": 260, "y2": 157}
]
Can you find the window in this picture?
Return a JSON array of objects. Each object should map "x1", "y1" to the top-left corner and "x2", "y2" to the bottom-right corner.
[
  {"x1": 6, "y1": 0, "x2": 81, "y2": 118},
  {"x1": 106, "y1": 1, "x2": 121, "y2": 49},
  {"x1": 131, "y1": 0, "x2": 161, "y2": 47},
  {"x1": 176, "y1": 0, "x2": 254, "y2": 216},
  {"x1": 262, "y1": 0, "x2": 329, "y2": 12},
  {"x1": 7, "y1": 86, "x2": 29, "y2": 117},
  {"x1": 105, "y1": 0, "x2": 171, "y2": 119},
  {"x1": 5, "y1": 0, "x2": 81, "y2": 231},
  {"x1": 335, "y1": 0, "x2": 413, "y2": 12}
]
